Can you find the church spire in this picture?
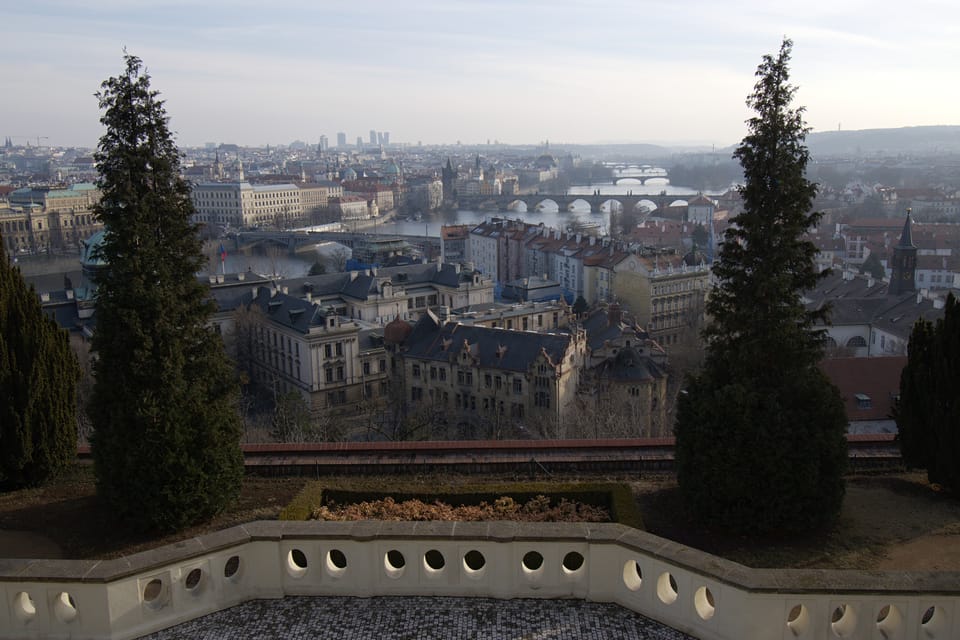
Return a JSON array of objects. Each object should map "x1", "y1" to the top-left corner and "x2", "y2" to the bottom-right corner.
[{"x1": 889, "y1": 209, "x2": 917, "y2": 296}]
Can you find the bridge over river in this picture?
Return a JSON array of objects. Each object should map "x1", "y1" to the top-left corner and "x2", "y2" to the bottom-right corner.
[{"x1": 456, "y1": 192, "x2": 694, "y2": 215}]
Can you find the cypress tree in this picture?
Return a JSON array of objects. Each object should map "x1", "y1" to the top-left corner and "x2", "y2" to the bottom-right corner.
[
  {"x1": 674, "y1": 40, "x2": 848, "y2": 535},
  {"x1": 89, "y1": 55, "x2": 243, "y2": 531},
  {"x1": 0, "y1": 241, "x2": 80, "y2": 489},
  {"x1": 897, "y1": 294, "x2": 960, "y2": 492}
]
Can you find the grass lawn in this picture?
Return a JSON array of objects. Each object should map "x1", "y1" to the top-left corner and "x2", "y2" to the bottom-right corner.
[{"x1": 1, "y1": 465, "x2": 959, "y2": 571}]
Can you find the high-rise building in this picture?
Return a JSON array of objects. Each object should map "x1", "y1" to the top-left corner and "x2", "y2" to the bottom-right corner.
[
  {"x1": 356, "y1": 136, "x2": 364, "y2": 149},
  {"x1": 336, "y1": 132, "x2": 347, "y2": 148},
  {"x1": 377, "y1": 132, "x2": 384, "y2": 146},
  {"x1": 383, "y1": 132, "x2": 390, "y2": 146},
  {"x1": 370, "y1": 130, "x2": 377, "y2": 145},
  {"x1": 319, "y1": 135, "x2": 328, "y2": 152}
]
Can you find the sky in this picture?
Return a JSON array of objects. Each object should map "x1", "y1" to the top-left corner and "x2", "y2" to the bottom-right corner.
[{"x1": 3, "y1": 0, "x2": 959, "y2": 150}]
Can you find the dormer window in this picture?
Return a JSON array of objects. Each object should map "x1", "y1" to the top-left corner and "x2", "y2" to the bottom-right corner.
[{"x1": 855, "y1": 393, "x2": 872, "y2": 409}]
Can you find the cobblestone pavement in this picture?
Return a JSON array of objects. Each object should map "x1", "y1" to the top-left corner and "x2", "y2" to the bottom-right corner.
[{"x1": 142, "y1": 596, "x2": 695, "y2": 639}]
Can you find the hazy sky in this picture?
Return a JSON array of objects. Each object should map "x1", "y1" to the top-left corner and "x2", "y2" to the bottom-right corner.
[{"x1": 4, "y1": 0, "x2": 958, "y2": 149}]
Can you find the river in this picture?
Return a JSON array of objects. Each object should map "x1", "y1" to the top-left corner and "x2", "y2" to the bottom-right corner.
[{"x1": 17, "y1": 174, "x2": 723, "y2": 281}]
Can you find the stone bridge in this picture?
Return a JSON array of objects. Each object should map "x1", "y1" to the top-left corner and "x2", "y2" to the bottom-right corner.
[{"x1": 456, "y1": 192, "x2": 693, "y2": 214}]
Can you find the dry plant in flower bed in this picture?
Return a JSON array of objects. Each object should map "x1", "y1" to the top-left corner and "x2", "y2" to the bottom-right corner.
[{"x1": 311, "y1": 495, "x2": 612, "y2": 522}]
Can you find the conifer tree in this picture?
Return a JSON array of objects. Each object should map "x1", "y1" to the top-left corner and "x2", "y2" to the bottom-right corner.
[
  {"x1": 89, "y1": 55, "x2": 243, "y2": 531},
  {"x1": 674, "y1": 40, "x2": 848, "y2": 534},
  {"x1": 897, "y1": 294, "x2": 960, "y2": 492},
  {"x1": 0, "y1": 241, "x2": 80, "y2": 489}
]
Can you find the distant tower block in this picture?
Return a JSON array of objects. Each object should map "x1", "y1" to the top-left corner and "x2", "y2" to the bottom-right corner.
[
  {"x1": 336, "y1": 132, "x2": 346, "y2": 147},
  {"x1": 370, "y1": 130, "x2": 377, "y2": 145}
]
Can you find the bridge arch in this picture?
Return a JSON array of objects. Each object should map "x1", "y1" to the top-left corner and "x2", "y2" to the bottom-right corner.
[
  {"x1": 636, "y1": 199, "x2": 658, "y2": 212},
  {"x1": 506, "y1": 199, "x2": 528, "y2": 212},
  {"x1": 566, "y1": 198, "x2": 593, "y2": 212},
  {"x1": 532, "y1": 199, "x2": 560, "y2": 212},
  {"x1": 668, "y1": 199, "x2": 690, "y2": 208}
]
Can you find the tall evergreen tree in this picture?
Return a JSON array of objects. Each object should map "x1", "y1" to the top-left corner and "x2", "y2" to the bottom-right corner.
[
  {"x1": 0, "y1": 241, "x2": 80, "y2": 489},
  {"x1": 89, "y1": 55, "x2": 243, "y2": 531},
  {"x1": 674, "y1": 40, "x2": 848, "y2": 535},
  {"x1": 897, "y1": 294, "x2": 960, "y2": 492}
]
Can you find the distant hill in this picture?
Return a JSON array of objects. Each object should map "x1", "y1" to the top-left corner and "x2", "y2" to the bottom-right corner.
[{"x1": 805, "y1": 126, "x2": 960, "y2": 157}]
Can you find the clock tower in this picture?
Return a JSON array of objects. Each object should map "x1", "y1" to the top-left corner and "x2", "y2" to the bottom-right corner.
[{"x1": 889, "y1": 210, "x2": 917, "y2": 296}]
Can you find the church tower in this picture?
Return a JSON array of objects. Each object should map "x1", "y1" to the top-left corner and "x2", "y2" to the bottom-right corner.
[{"x1": 889, "y1": 210, "x2": 917, "y2": 296}]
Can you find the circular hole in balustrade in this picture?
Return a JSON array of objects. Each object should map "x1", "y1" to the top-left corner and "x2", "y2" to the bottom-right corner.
[
  {"x1": 223, "y1": 555, "x2": 241, "y2": 580},
  {"x1": 787, "y1": 604, "x2": 810, "y2": 636},
  {"x1": 830, "y1": 604, "x2": 857, "y2": 638},
  {"x1": 656, "y1": 572, "x2": 678, "y2": 605},
  {"x1": 384, "y1": 549, "x2": 406, "y2": 579},
  {"x1": 695, "y1": 586, "x2": 715, "y2": 620},
  {"x1": 286, "y1": 549, "x2": 308, "y2": 578},
  {"x1": 54, "y1": 591, "x2": 78, "y2": 623},
  {"x1": 562, "y1": 551, "x2": 584, "y2": 574},
  {"x1": 424, "y1": 549, "x2": 445, "y2": 571},
  {"x1": 143, "y1": 579, "x2": 163, "y2": 607},
  {"x1": 464, "y1": 550, "x2": 485, "y2": 571},
  {"x1": 326, "y1": 549, "x2": 347, "y2": 578},
  {"x1": 184, "y1": 568, "x2": 203, "y2": 592},
  {"x1": 522, "y1": 551, "x2": 544, "y2": 572},
  {"x1": 921, "y1": 605, "x2": 947, "y2": 637},
  {"x1": 13, "y1": 592, "x2": 37, "y2": 623},
  {"x1": 875, "y1": 604, "x2": 902, "y2": 637},
  {"x1": 622, "y1": 560, "x2": 643, "y2": 592}
]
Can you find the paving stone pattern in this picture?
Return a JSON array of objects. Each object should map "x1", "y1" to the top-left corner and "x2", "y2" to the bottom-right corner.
[{"x1": 142, "y1": 596, "x2": 696, "y2": 639}]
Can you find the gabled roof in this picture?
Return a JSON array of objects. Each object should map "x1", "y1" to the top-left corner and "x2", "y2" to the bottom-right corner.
[{"x1": 403, "y1": 313, "x2": 572, "y2": 372}]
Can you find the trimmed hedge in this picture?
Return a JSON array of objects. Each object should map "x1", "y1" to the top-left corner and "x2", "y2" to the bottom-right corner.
[{"x1": 280, "y1": 480, "x2": 644, "y2": 530}]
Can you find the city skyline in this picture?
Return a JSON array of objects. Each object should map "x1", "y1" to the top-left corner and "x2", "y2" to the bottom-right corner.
[{"x1": 4, "y1": 0, "x2": 959, "y2": 149}]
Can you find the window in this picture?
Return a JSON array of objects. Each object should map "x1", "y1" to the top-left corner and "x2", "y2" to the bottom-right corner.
[
  {"x1": 324, "y1": 344, "x2": 332, "y2": 358},
  {"x1": 513, "y1": 378, "x2": 522, "y2": 394},
  {"x1": 411, "y1": 387, "x2": 423, "y2": 401},
  {"x1": 855, "y1": 393, "x2": 872, "y2": 409},
  {"x1": 363, "y1": 361, "x2": 371, "y2": 375},
  {"x1": 325, "y1": 368, "x2": 333, "y2": 383},
  {"x1": 484, "y1": 373, "x2": 492, "y2": 388},
  {"x1": 430, "y1": 366, "x2": 437, "y2": 380},
  {"x1": 439, "y1": 367, "x2": 447, "y2": 381},
  {"x1": 412, "y1": 364, "x2": 421, "y2": 378},
  {"x1": 336, "y1": 342, "x2": 343, "y2": 356},
  {"x1": 379, "y1": 359, "x2": 386, "y2": 372},
  {"x1": 336, "y1": 366, "x2": 344, "y2": 381},
  {"x1": 534, "y1": 391, "x2": 550, "y2": 408},
  {"x1": 495, "y1": 376, "x2": 502, "y2": 390}
]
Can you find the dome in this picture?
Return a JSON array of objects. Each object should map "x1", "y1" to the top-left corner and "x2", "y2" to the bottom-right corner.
[
  {"x1": 341, "y1": 167, "x2": 357, "y2": 181},
  {"x1": 384, "y1": 316, "x2": 413, "y2": 345},
  {"x1": 383, "y1": 161, "x2": 400, "y2": 176}
]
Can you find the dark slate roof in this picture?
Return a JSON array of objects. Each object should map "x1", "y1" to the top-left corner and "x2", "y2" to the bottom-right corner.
[
  {"x1": 246, "y1": 287, "x2": 331, "y2": 334},
  {"x1": 270, "y1": 262, "x2": 480, "y2": 304},
  {"x1": 597, "y1": 346, "x2": 666, "y2": 383},
  {"x1": 403, "y1": 312, "x2": 571, "y2": 372},
  {"x1": 806, "y1": 271, "x2": 945, "y2": 340}
]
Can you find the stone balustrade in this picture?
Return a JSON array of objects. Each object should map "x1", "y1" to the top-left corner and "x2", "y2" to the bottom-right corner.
[{"x1": 1, "y1": 521, "x2": 958, "y2": 640}]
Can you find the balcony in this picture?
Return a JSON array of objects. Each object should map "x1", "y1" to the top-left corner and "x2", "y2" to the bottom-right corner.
[{"x1": 1, "y1": 521, "x2": 958, "y2": 639}]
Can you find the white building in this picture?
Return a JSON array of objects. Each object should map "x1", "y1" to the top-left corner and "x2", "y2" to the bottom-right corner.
[{"x1": 191, "y1": 182, "x2": 303, "y2": 229}]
